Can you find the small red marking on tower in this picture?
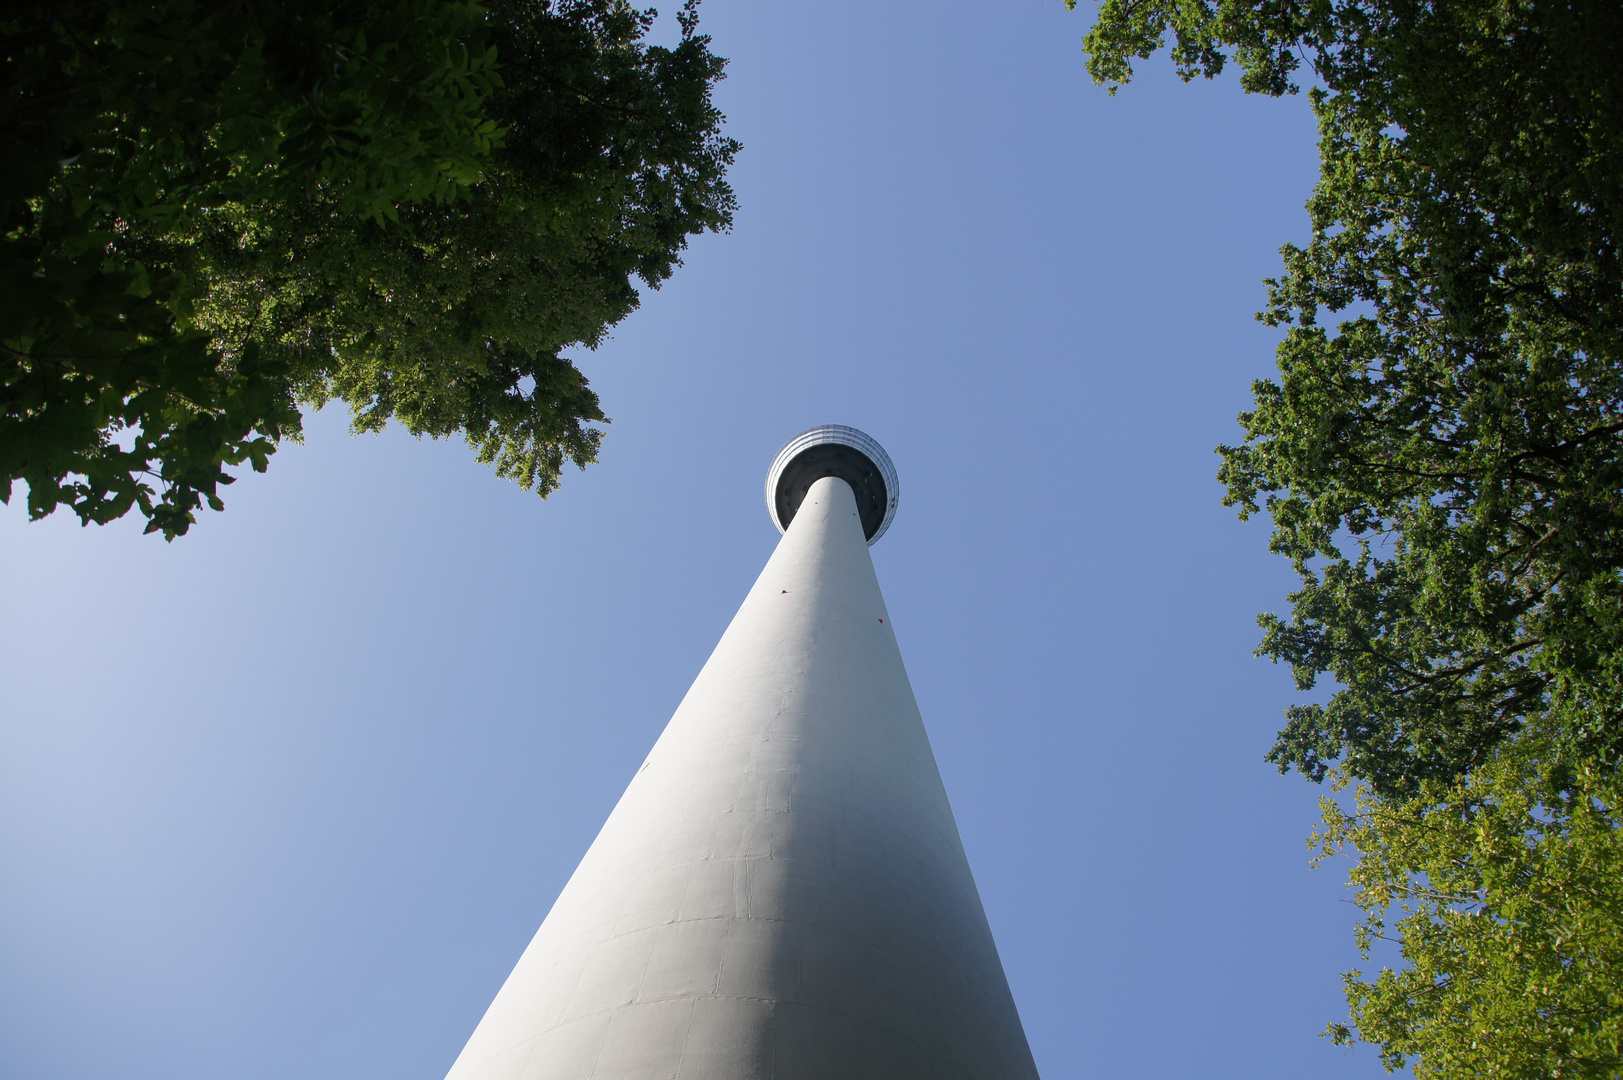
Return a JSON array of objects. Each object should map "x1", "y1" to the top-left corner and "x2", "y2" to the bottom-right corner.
[{"x1": 878, "y1": 619, "x2": 884, "y2": 623}]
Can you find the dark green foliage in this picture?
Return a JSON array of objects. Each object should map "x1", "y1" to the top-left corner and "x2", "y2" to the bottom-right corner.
[
  {"x1": 1077, "y1": 0, "x2": 1623, "y2": 1072},
  {"x1": 3, "y1": 0, "x2": 737, "y2": 537},
  {"x1": 177, "y1": 0, "x2": 737, "y2": 496},
  {"x1": 1079, "y1": 0, "x2": 1623, "y2": 794},
  {"x1": 2, "y1": 0, "x2": 501, "y2": 535}
]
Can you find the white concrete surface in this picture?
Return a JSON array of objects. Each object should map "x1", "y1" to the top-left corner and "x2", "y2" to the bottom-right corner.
[{"x1": 444, "y1": 476, "x2": 1040, "y2": 1080}]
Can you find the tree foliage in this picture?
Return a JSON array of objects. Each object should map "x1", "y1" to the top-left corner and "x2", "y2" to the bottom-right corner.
[
  {"x1": 2, "y1": 0, "x2": 736, "y2": 537},
  {"x1": 1075, "y1": 0, "x2": 1623, "y2": 1073},
  {"x1": 1316, "y1": 762, "x2": 1623, "y2": 1079}
]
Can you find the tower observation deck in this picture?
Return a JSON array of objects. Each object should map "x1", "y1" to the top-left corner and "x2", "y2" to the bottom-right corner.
[{"x1": 443, "y1": 426, "x2": 1040, "y2": 1080}]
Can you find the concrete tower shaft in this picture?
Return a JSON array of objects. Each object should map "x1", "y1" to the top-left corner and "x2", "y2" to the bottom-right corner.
[{"x1": 444, "y1": 469, "x2": 1039, "y2": 1080}]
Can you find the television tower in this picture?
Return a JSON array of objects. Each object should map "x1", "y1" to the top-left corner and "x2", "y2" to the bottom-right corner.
[{"x1": 445, "y1": 426, "x2": 1040, "y2": 1080}]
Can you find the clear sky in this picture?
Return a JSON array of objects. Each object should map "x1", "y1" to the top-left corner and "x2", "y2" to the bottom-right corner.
[{"x1": 1, "y1": 3, "x2": 1404, "y2": 1078}]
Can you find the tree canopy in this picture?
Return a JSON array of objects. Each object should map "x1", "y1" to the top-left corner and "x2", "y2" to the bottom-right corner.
[
  {"x1": 2, "y1": 0, "x2": 737, "y2": 538},
  {"x1": 1316, "y1": 759, "x2": 1623, "y2": 1078},
  {"x1": 1075, "y1": 0, "x2": 1622, "y2": 1074}
]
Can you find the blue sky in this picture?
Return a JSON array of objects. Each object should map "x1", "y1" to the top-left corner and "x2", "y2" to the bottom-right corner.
[{"x1": 1, "y1": 2, "x2": 1402, "y2": 1078}]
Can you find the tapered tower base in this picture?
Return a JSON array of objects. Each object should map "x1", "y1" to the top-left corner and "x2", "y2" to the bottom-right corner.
[{"x1": 444, "y1": 431, "x2": 1039, "y2": 1080}]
